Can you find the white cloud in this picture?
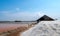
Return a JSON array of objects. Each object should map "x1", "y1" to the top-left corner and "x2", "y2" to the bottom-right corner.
[
  {"x1": 0, "y1": 11, "x2": 45, "y2": 21},
  {"x1": 16, "y1": 8, "x2": 20, "y2": 11}
]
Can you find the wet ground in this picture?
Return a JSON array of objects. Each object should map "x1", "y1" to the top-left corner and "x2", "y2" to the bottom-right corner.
[{"x1": 0, "y1": 22, "x2": 35, "y2": 36}]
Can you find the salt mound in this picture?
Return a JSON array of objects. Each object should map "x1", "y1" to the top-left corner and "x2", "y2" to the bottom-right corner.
[{"x1": 21, "y1": 21, "x2": 60, "y2": 36}]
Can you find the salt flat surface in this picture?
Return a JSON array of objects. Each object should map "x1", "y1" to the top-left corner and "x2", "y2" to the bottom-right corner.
[
  {"x1": 21, "y1": 21, "x2": 60, "y2": 36},
  {"x1": 0, "y1": 23, "x2": 28, "y2": 32}
]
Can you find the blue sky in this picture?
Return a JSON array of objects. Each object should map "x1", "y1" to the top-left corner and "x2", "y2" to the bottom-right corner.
[{"x1": 0, "y1": 0, "x2": 60, "y2": 21}]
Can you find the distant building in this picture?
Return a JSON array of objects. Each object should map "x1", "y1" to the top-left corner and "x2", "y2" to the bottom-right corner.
[{"x1": 36, "y1": 15, "x2": 54, "y2": 23}]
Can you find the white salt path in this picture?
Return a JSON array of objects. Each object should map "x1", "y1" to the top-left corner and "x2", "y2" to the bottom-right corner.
[{"x1": 21, "y1": 21, "x2": 60, "y2": 36}]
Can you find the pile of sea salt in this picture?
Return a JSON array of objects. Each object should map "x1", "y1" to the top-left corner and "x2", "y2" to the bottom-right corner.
[{"x1": 21, "y1": 21, "x2": 60, "y2": 36}]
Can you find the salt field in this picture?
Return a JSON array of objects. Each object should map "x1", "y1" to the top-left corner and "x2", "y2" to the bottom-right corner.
[
  {"x1": 0, "y1": 22, "x2": 31, "y2": 32},
  {"x1": 21, "y1": 21, "x2": 60, "y2": 36}
]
